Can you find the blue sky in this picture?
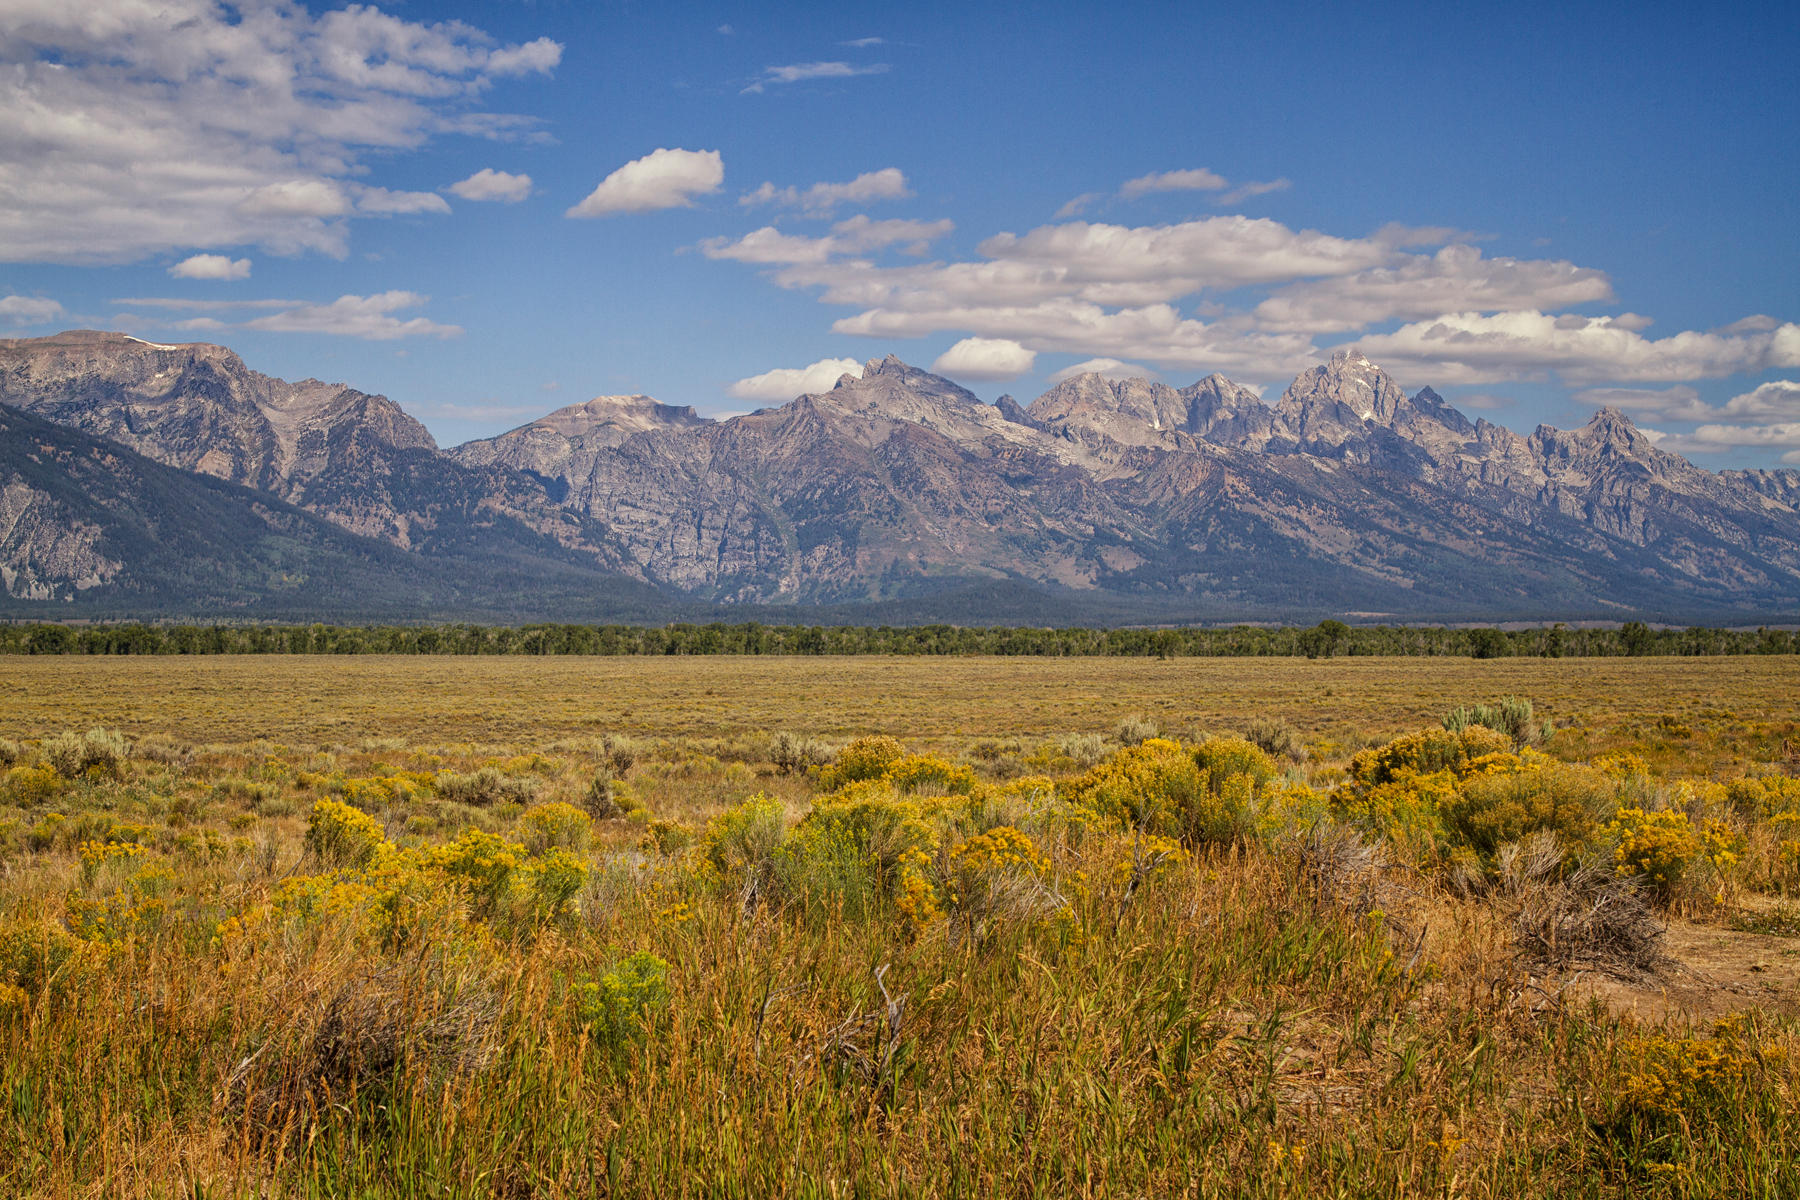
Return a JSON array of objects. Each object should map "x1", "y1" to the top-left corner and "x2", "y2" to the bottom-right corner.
[{"x1": 2, "y1": 1, "x2": 1797, "y2": 464}]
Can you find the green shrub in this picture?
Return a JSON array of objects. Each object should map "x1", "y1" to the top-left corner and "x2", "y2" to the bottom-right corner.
[
  {"x1": 573, "y1": 951, "x2": 672, "y2": 1044},
  {"x1": 1242, "y1": 717, "x2": 1306, "y2": 763},
  {"x1": 436, "y1": 767, "x2": 539, "y2": 807},
  {"x1": 1443, "y1": 696, "x2": 1550, "y2": 748},
  {"x1": 42, "y1": 728, "x2": 131, "y2": 780},
  {"x1": 1441, "y1": 761, "x2": 1615, "y2": 861}
]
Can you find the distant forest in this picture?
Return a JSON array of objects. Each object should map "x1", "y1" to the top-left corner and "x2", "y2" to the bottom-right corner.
[{"x1": 3, "y1": 620, "x2": 1797, "y2": 658}]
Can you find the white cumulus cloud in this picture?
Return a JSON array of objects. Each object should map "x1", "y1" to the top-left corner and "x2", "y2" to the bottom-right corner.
[
  {"x1": 932, "y1": 337, "x2": 1036, "y2": 381},
  {"x1": 567, "y1": 148, "x2": 724, "y2": 218},
  {"x1": 243, "y1": 292, "x2": 461, "y2": 340},
  {"x1": 728, "y1": 357, "x2": 863, "y2": 402},
  {"x1": 1352, "y1": 311, "x2": 1800, "y2": 385},
  {"x1": 0, "y1": 3, "x2": 560, "y2": 263},
  {"x1": 700, "y1": 216, "x2": 953, "y2": 265},
  {"x1": 169, "y1": 254, "x2": 251, "y2": 281},
  {"x1": 449, "y1": 169, "x2": 533, "y2": 203},
  {"x1": 1254, "y1": 244, "x2": 1614, "y2": 333}
]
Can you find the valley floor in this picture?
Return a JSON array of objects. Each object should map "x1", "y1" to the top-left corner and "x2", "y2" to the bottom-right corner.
[{"x1": 1, "y1": 656, "x2": 1798, "y2": 1197}]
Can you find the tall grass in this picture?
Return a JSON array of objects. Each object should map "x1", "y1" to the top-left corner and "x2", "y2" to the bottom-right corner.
[{"x1": 2, "y1": 703, "x2": 1799, "y2": 1196}]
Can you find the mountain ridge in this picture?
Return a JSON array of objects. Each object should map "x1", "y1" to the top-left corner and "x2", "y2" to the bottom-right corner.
[{"x1": 3, "y1": 330, "x2": 1797, "y2": 623}]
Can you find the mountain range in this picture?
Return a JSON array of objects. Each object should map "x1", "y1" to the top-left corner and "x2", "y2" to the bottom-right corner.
[{"x1": 3, "y1": 329, "x2": 1797, "y2": 624}]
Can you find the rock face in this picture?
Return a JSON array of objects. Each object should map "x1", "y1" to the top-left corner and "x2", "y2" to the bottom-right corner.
[
  {"x1": 0, "y1": 401, "x2": 673, "y2": 619},
  {"x1": 0, "y1": 329, "x2": 623, "y2": 565},
  {"x1": 4, "y1": 332, "x2": 1799, "y2": 621}
]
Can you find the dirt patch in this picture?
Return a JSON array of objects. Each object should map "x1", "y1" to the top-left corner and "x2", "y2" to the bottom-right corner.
[{"x1": 1572, "y1": 909, "x2": 1800, "y2": 1022}]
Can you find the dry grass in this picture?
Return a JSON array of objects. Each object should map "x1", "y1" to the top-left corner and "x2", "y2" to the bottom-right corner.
[
  {"x1": 3, "y1": 655, "x2": 1800, "y2": 1196},
  {"x1": 3, "y1": 654, "x2": 1797, "y2": 775}
]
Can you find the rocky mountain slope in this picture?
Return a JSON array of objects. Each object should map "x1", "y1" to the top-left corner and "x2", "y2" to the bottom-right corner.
[
  {"x1": 3, "y1": 331, "x2": 1797, "y2": 622},
  {"x1": 0, "y1": 402, "x2": 674, "y2": 620}
]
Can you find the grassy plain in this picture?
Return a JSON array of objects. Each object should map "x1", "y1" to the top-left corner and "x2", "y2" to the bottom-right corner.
[
  {"x1": 1, "y1": 655, "x2": 1799, "y2": 1198},
  {"x1": 4, "y1": 654, "x2": 1797, "y2": 770}
]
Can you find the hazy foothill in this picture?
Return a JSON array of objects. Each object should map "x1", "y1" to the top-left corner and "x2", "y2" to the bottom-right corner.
[{"x1": 4, "y1": 1, "x2": 1800, "y2": 1197}]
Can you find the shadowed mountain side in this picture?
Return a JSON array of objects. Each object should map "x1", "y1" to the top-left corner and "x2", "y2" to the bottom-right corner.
[{"x1": 0, "y1": 404, "x2": 676, "y2": 622}]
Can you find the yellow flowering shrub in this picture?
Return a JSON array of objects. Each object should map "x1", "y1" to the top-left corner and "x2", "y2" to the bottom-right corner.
[
  {"x1": 522, "y1": 847, "x2": 589, "y2": 919},
  {"x1": 428, "y1": 829, "x2": 526, "y2": 907},
  {"x1": 1442, "y1": 761, "x2": 1615, "y2": 860},
  {"x1": 1348, "y1": 726, "x2": 1512, "y2": 790},
  {"x1": 1725, "y1": 774, "x2": 1800, "y2": 820},
  {"x1": 882, "y1": 754, "x2": 976, "y2": 796},
  {"x1": 1609, "y1": 807, "x2": 1700, "y2": 900},
  {"x1": 339, "y1": 771, "x2": 434, "y2": 809},
  {"x1": 1063, "y1": 738, "x2": 1205, "y2": 840},
  {"x1": 0, "y1": 917, "x2": 104, "y2": 1001},
  {"x1": 1770, "y1": 811, "x2": 1800, "y2": 884},
  {"x1": 305, "y1": 798, "x2": 387, "y2": 868},
  {"x1": 573, "y1": 951, "x2": 672, "y2": 1045},
  {"x1": 520, "y1": 801, "x2": 593, "y2": 854},
  {"x1": 701, "y1": 792, "x2": 788, "y2": 887},
  {"x1": 1606, "y1": 1016, "x2": 1772, "y2": 1144},
  {"x1": 893, "y1": 845, "x2": 940, "y2": 934},
  {"x1": 3, "y1": 765, "x2": 62, "y2": 807},
  {"x1": 76, "y1": 838, "x2": 146, "y2": 888},
  {"x1": 943, "y1": 825, "x2": 1060, "y2": 936},
  {"x1": 815, "y1": 735, "x2": 905, "y2": 792}
]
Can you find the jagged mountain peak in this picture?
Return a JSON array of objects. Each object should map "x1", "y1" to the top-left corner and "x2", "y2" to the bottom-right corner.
[
  {"x1": 8, "y1": 330, "x2": 1800, "y2": 622},
  {"x1": 826, "y1": 355, "x2": 981, "y2": 408},
  {"x1": 1026, "y1": 373, "x2": 1188, "y2": 445},
  {"x1": 1281, "y1": 348, "x2": 1407, "y2": 425}
]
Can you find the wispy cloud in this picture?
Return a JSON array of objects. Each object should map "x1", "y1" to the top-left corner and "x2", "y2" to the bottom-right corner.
[
  {"x1": 739, "y1": 168, "x2": 911, "y2": 215},
  {"x1": 243, "y1": 292, "x2": 462, "y2": 340},
  {"x1": 1119, "y1": 168, "x2": 1227, "y2": 199},
  {"x1": 742, "y1": 61, "x2": 889, "y2": 94},
  {"x1": 1215, "y1": 178, "x2": 1291, "y2": 206},
  {"x1": 0, "y1": 295, "x2": 64, "y2": 325}
]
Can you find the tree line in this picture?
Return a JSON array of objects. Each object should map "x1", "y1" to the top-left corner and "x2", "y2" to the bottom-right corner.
[{"x1": 1, "y1": 619, "x2": 1795, "y2": 658}]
